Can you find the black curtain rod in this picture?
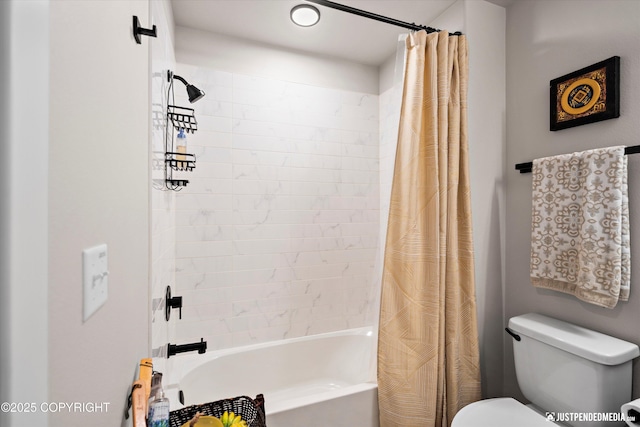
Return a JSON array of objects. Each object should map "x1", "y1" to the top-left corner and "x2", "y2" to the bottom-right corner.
[
  {"x1": 305, "y1": 0, "x2": 462, "y2": 35},
  {"x1": 515, "y1": 145, "x2": 640, "y2": 174}
]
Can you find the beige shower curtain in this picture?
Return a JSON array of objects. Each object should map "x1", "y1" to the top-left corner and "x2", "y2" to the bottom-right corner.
[{"x1": 377, "y1": 30, "x2": 481, "y2": 427}]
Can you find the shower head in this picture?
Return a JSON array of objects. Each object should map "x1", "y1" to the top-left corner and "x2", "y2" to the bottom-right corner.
[
  {"x1": 170, "y1": 73, "x2": 206, "y2": 103},
  {"x1": 184, "y1": 83, "x2": 205, "y2": 103}
]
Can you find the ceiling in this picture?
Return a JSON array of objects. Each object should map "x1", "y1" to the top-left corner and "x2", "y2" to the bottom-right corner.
[{"x1": 171, "y1": 0, "x2": 511, "y2": 66}]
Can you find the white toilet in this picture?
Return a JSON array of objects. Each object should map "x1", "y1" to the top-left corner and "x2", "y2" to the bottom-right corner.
[{"x1": 452, "y1": 313, "x2": 640, "y2": 427}]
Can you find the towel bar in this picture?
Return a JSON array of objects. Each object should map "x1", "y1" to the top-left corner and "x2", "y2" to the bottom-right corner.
[{"x1": 515, "y1": 144, "x2": 640, "y2": 173}]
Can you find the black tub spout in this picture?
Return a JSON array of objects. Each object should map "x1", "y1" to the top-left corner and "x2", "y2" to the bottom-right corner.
[{"x1": 167, "y1": 338, "x2": 207, "y2": 358}]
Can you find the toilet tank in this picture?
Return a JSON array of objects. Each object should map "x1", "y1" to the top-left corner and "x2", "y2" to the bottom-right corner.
[{"x1": 508, "y1": 313, "x2": 639, "y2": 427}]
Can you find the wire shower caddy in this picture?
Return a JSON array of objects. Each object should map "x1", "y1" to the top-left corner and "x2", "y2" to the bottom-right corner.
[{"x1": 165, "y1": 71, "x2": 197, "y2": 190}]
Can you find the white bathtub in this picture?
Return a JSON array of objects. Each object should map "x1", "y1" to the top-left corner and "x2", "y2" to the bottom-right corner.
[{"x1": 165, "y1": 327, "x2": 379, "y2": 427}]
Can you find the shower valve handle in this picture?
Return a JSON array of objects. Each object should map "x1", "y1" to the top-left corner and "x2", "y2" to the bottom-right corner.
[{"x1": 165, "y1": 285, "x2": 183, "y2": 321}]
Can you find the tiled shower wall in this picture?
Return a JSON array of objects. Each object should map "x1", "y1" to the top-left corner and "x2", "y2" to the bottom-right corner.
[
  {"x1": 377, "y1": 38, "x2": 406, "y2": 320},
  {"x1": 169, "y1": 64, "x2": 381, "y2": 350}
]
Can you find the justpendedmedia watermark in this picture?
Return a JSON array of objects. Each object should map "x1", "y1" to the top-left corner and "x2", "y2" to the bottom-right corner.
[
  {"x1": 546, "y1": 411, "x2": 635, "y2": 423},
  {"x1": 0, "y1": 402, "x2": 110, "y2": 414}
]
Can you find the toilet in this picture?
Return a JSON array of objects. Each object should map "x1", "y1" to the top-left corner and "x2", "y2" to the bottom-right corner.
[{"x1": 452, "y1": 313, "x2": 640, "y2": 427}]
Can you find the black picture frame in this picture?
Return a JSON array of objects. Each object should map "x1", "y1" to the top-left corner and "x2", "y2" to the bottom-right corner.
[{"x1": 550, "y1": 56, "x2": 620, "y2": 131}]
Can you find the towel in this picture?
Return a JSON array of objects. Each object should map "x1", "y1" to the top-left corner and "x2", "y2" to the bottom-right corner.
[{"x1": 530, "y1": 146, "x2": 630, "y2": 308}]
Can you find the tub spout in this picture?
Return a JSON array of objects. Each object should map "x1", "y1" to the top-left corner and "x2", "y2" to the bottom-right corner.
[{"x1": 167, "y1": 338, "x2": 207, "y2": 358}]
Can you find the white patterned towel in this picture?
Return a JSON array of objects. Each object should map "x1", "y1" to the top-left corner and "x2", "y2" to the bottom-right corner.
[{"x1": 530, "y1": 146, "x2": 630, "y2": 308}]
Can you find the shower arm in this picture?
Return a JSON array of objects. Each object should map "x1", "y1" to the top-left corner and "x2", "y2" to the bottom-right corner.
[{"x1": 171, "y1": 74, "x2": 189, "y2": 87}]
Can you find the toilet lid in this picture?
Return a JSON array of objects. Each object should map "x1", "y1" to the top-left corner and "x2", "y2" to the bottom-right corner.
[{"x1": 452, "y1": 397, "x2": 551, "y2": 427}]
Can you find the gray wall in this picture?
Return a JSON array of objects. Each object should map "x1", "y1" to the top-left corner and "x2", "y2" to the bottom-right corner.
[
  {"x1": 0, "y1": 1, "x2": 49, "y2": 426},
  {"x1": 48, "y1": 1, "x2": 150, "y2": 425},
  {"x1": 432, "y1": 0, "x2": 507, "y2": 399},
  {"x1": 505, "y1": 0, "x2": 640, "y2": 400}
]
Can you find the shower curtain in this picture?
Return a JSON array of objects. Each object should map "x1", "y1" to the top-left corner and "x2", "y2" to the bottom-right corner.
[{"x1": 377, "y1": 30, "x2": 481, "y2": 427}]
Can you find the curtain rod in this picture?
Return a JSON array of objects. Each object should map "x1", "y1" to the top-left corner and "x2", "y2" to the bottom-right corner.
[
  {"x1": 305, "y1": 0, "x2": 462, "y2": 35},
  {"x1": 515, "y1": 145, "x2": 640, "y2": 174}
]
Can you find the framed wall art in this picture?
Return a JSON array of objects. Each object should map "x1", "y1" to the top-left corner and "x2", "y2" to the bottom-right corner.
[{"x1": 550, "y1": 56, "x2": 620, "y2": 131}]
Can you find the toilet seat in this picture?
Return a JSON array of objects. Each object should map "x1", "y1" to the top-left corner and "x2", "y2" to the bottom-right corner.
[{"x1": 451, "y1": 397, "x2": 551, "y2": 427}]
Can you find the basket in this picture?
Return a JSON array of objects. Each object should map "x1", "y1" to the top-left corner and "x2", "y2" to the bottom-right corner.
[{"x1": 169, "y1": 394, "x2": 266, "y2": 427}]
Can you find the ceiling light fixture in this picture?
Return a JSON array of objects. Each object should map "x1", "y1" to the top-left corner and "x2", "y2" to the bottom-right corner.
[{"x1": 291, "y1": 4, "x2": 320, "y2": 27}]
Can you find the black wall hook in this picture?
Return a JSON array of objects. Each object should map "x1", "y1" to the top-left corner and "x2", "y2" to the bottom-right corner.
[{"x1": 133, "y1": 16, "x2": 157, "y2": 44}]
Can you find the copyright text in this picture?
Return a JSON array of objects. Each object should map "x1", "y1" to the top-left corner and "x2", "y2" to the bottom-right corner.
[{"x1": 1, "y1": 402, "x2": 110, "y2": 413}]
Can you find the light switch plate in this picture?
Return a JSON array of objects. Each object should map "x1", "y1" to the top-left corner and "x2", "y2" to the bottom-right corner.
[{"x1": 83, "y1": 244, "x2": 108, "y2": 321}]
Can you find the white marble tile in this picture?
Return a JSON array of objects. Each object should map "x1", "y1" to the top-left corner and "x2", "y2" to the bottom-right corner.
[
  {"x1": 340, "y1": 169, "x2": 378, "y2": 184},
  {"x1": 233, "y1": 253, "x2": 290, "y2": 270},
  {"x1": 341, "y1": 156, "x2": 379, "y2": 172},
  {"x1": 341, "y1": 142, "x2": 379, "y2": 159},
  {"x1": 232, "y1": 103, "x2": 292, "y2": 124},
  {"x1": 233, "y1": 163, "x2": 291, "y2": 181},
  {"x1": 180, "y1": 302, "x2": 232, "y2": 322},
  {"x1": 232, "y1": 267, "x2": 293, "y2": 287},
  {"x1": 233, "y1": 179, "x2": 290, "y2": 195},
  {"x1": 165, "y1": 65, "x2": 389, "y2": 348},
  {"x1": 232, "y1": 119, "x2": 296, "y2": 139},
  {"x1": 175, "y1": 209, "x2": 234, "y2": 227},
  {"x1": 174, "y1": 271, "x2": 234, "y2": 291},
  {"x1": 233, "y1": 224, "x2": 292, "y2": 241},
  {"x1": 231, "y1": 281, "x2": 291, "y2": 302},
  {"x1": 232, "y1": 149, "x2": 291, "y2": 167},
  {"x1": 290, "y1": 152, "x2": 341, "y2": 170},
  {"x1": 289, "y1": 236, "x2": 342, "y2": 252},
  {"x1": 290, "y1": 139, "x2": 342, "y2": 157},
  {"x1": 180, "y1": 287, "x2": 233, "y2": 306},
  {"x1": 233, "y1": 238, "x2": 291, "y2": 255},
  {"x1": 175, "y1": 193, "x2": 233, "y2": 211},
  {"x1": 176, "y1": 225, "x2": 232, "y2": 243},
  {"x1": 174, "y1": 318, "x2": 232, "y2": 343},
  {"x1": 178, "y1": 65, "x2": 232, "y2": 88},
  {"x1": 198, "y1": 99, "x2": 233, "y2": 118},
  {"x1": 292, "y1": 263, "x2": 350, "y2": 281},
  {"x1": 232, "y1": 133, "x2": 295, "y2": 153},
  {"x1": 177, "y1": 178, "x2": 232, "y2": 195},
  {"x1": 232, "y1": 194, "x2": 290, "y2": 211},
  {"x1": 187, "y1": 146, "x2": 232, "y2": 164},
  {"x1": 289, "y1": 167, "x2": 341, "y2": 183},
  {"x1": 233, "y1": 73, "x2": 288, "y2": 94},
  {"x1": 341, "y1": 130, "x2": 379, "y2": 146},
  {"x1": 231, "y1": 210, "x2": 292, "y2": 225},
  {"x1": 186, "y1": 162, "x2": 232, "y2": 180},
  {"x1": 287, "y1": 195, "x2": 334, "y2": 211},
  {"x1": 197, "y1": 115, "x2": 233, "y2": 133},
  {"x1": 176, "y1": 240, "x2": 234, "y2": 259},
  {"x1": 288, "y1": 223, "x2": 342, "y2": 239},
  {"x1": 174, "y1": 256, "x2": 234, "y2": 275},
  {"x1": 290, "y1": 181, "x2": 339, "y2": 197},
  {"x1": 189, "y1": 130, "x2": 232, "y2": 148}
]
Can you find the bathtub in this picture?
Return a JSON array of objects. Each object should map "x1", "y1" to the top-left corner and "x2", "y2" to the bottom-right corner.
[{"x1": 165, "y1": 327, "x2": 379, "y2": 427}]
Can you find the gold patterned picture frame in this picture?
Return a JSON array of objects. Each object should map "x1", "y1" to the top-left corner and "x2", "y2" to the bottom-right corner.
[{"x1": 550, "y1": 56, "x2": 620, "y2": 131}]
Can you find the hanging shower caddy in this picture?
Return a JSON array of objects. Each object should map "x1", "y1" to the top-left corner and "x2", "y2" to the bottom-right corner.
[{"x1": 165, "y1": 70, "x2": 198, "y2": 190}]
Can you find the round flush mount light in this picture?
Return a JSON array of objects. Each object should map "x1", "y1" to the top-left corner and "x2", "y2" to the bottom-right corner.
[{"x1": 291, "y1": 4, "x2": 320, "y2": 27}]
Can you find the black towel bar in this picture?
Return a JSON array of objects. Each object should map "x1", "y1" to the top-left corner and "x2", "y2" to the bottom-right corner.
[{"x1": 515, "y1": 145, "x2": 640, "y2": 173}]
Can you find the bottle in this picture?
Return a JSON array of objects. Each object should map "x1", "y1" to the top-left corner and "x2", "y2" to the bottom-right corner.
[
  {"x1": 176, "y1": 128, "x2": 187, "y2": 169},
  {"x1": 148, "y1": 390, "x2": 170, "y2": 427},
  {"x1": 148, "y1": 372, "x2": 163, "y2": 409}
]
